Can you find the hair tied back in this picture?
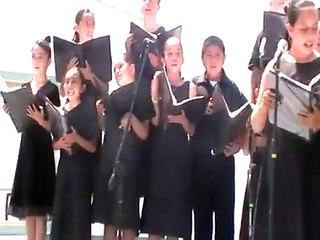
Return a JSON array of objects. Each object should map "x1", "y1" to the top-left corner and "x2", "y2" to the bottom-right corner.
[{"x1": 44, "y1": 36, "x2": 51, "y2": 43}]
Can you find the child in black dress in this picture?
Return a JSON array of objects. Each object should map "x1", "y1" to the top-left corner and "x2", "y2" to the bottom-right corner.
[
  {"x1": 3, "y1": 38, "x2": 60, "y2": 240},
  {"x1": 50, "y1": 67, "x2": 100, "y2": 240},
  {"x1": 141, "y1": 35, "x2": 196, "y2": 240},
  {"x1": 251, "y1": 1, "x2": 320, "y2": 239},
  {"x1": 239, "y1": 1, "x2": 290, "y2": 238},
  {"x1": 92, "y1": 55, "x2": 154, "y2": 240},
  {"x1": 64, "y1": 9, "x2": 110, "y2": 134},
  {"x1": 69, "y1": 9, "x2": 109, "y2": 99}
]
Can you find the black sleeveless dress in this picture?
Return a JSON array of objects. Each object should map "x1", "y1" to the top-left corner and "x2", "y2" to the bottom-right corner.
[
  {"x1": 252, "y1": 55, "x2": 320, "y2": 240},
  {"x1": 10, "y1": 81, "x2": 60, "y2": 218},
  {"x1": 141, "y1": 81, "x2": 193, "y2": 239},
  {"x1": 50, "y1": 100, "x2": 100, "y2": 240},
  {"x1": 132, "y1": 26, "x2": 166, "y2": 197},
  {"x1": 92, "y1": 80, "x2": 154, "y2": 230}
]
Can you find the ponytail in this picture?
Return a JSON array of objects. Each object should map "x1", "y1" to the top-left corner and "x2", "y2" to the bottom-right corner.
[{"x1": 72, "y1": 31, "x2": 80, "y2": 43}]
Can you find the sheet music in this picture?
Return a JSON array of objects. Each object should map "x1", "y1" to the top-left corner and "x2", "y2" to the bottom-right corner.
[
  {"x1": 223, "y1": 97, "x2": 252, "y2": 119},
  {"x1": 267, "y1": 72, "x2": 320, "y2": 140},
  {"x1": 45, "y1": 97, "x2": 71, "y2": 140}
]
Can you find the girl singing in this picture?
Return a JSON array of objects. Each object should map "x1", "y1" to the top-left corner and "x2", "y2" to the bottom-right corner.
[
  {"x1": 70, "y1": 8, "x2": 109, "y2": 101},
  {"x1": 125, "y1": 0, "x2": 165, "y2": 197},
  {"x1": 141, "y1": 33, "x2": 195, "y2": 240},
  {"x1": 240, "y1": 2, "x2": 291, "y2": 239},
  {"x1": 251, "y1": 1, "x2": 320, "y2": 239},
  {"x1": 92, "y1": 55, "x2": 154, "y2": 240},
  {"x1": 50, "y1": 67, "x2": 100, "y2": 240},
  {"x1": 5, "y1": 38, "x2": 60, "y2": 240}
]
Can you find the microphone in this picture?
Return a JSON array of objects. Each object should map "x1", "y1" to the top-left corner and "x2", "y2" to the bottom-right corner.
[{"x1": 273, "y1": 39, "x2": 288, "y2": 69}]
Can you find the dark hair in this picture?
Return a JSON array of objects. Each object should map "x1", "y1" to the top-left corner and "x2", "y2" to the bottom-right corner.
[
  {"x1": 285, "y1": 0, "x2": 317, "y2": 49},
  {"x1": 72, "y1": 9, "x2": 94, "y2": 43},
  {"x1": 287, "y1": 0, "x2": 316, "y2": 26},
  {"x1": 32, "y1": 36, "x2": 51, "y2": 58},
  {"x1": 201, "y1": 36, "x2": 225, "y2": 57}
]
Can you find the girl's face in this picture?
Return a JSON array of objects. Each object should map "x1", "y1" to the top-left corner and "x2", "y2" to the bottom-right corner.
[
  {"x1": 162, "y1": 37, "x2": 183, "y2": 74},
  {"x1": 141, "y1": 0, "x2": 159, "y2": 18},
  {"x1": 287, "y1": 6, "x2": 318, "y2": 58},
  {"x1": 63, "y1": 70, "x2": 85, "y2": 102},
  {"x1": 75, "y1": 12, "x2": 95, "y2": 43},
  {"x1": 202, "y1": 44, "x2": 225, "y2": 79},
  {"x1": 114, "y1": 61, "x2": 135, "y2": 87},
  {"x1": 31, "y1": 44, "x2": 51, "y2": 77}
]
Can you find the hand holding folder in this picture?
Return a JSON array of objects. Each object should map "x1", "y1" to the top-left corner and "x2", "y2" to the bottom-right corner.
[
  {"x1": 44, "y1": 97, "x2": 71, "y2": 140},
  {"x1": 209, "y1": 84, "x2": 253, "y2": 154},
  {"x1": 159, "y1": 67, "x2": 208, "y2": 125},
  {"x1": 53, "y1": 35, "x2": 112, "y2": 83},
  {"x1": 1, "y1": 85, "x2": 36, "y2": 132},
  {"x1": 268, "y1": 71, "x2": 320, "y2": 140}
]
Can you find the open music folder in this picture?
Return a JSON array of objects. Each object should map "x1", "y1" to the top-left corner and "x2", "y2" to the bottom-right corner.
[
  {"x1": 53, "y1": 35, "x2": 112, "y2": 83},
  {"x1": 159, "y1": 68, "x2": 208, "y2": 124},
  {"x1": 44, "y1": 97, "x2": 72, "y2": 140},
  {"x1": 210, "y1": 84, "x2": 252, "y2": 154},
  {"x1": 268, "y1": 71, "x2": 320, "y2": 140},
  {"x1": 130, "y1": 22, "x2": 158, "y2": 49},
  {"x1": 129, "y1": 22, "x2": 182, "y2": 57},
  {"x1": 1, "y1": 85, "x2": 35, "y2": 132}
]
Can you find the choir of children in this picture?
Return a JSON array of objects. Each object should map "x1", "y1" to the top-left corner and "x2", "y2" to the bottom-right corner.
[{"x1": 2, "y1": 0, "x2": 320, "y2": 240}]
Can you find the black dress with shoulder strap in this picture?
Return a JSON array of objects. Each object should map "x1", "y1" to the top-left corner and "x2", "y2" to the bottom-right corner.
[
  {"x1": 251, "y1": 55, "x2": 320, "y2": 240},
  {"x1": 141, "y1": 81, "x2": 193, "y2": 239},
  {"x1": 50, "y1": 100, "x2": 100, "y2": 240},
  {"x1": 10, "y1": 81, "x2": 60, "y2": 218},
  {"x1": 92, "y1": 80, "x2": 154, "y2": 230}
]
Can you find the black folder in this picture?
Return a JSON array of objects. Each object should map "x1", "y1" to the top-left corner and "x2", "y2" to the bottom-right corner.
[
  {"x1": 209, "y1": 84, "x2": 252, "y2": 154},
  {"x1": 44, "y1": 97, "x2": 72, "y2": 141},
  {"x1": 53, "y1": 36, "x2": 112, "y2": 83},
  {"x1": 159, "y1": 67, "x2": 208, "y2": 124},
  {"x1": 1, "y1": 85, "x2": 35, "y2": 132}
]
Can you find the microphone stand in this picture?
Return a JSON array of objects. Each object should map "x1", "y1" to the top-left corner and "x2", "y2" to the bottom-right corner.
[
  {"x1": 268, "y1": 51, "x2": 282, "y2": 240},
  {"x1": 106, "y1": 42, "x2": 152, "y2": 240},
  {"x1": 246, "y1": 39, "x2": 266, "y2": 240},
  {"x1": 247, "y1": 134, "x2": 256, "y2": 240}
]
